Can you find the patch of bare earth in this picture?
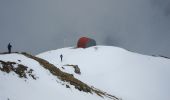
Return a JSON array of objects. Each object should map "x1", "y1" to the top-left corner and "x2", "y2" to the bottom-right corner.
[
  {"x1": 21, "y1": 52, "x2": 121, "y2": 100},
  {"x1": 63, "y1": 64, "x2": 81, "y2": 74},
  {"x1": 0, "y1": 60, "x2": 37, "y2": 80}
]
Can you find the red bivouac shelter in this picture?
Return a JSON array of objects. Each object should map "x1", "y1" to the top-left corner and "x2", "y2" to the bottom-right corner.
[{"x1": 77, "y1": 37, "x2": 96, "y2": 48}]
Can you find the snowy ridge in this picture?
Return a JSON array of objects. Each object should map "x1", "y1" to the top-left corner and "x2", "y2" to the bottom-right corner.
[
  {"x1": 38, "y1": 46, "x2": 170, "y2": 100},
  {"x1": 0, "y1": 51, "x2": 120, "y2": 100},
  {"x1": 0, "y1": 46, "x2": 170, "y2": 100}
]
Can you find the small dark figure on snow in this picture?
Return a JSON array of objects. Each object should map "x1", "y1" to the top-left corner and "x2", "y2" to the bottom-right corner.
[
  {"x1": 7, "y1": 43, "x2": 12, "y2": 53},
  {"x1": 60, "y1": 54, "x2": 63, "y2": 62}
]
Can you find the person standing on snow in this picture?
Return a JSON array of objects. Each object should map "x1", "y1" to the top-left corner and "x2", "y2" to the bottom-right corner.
[
  {"x1": 7, "y1": 43, "x2": 12, "y2": 53},
  {"x1": 60, "y1": 54, "x2": 63, "y2": 62}
]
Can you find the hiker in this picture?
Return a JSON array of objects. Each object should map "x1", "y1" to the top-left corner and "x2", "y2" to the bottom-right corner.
[
  {"x1": 7, "y1": 43, "x2": 12, "y2": 53},
  {"x1": 60, "y1": 54, "x2": 63, "y2": 62}
]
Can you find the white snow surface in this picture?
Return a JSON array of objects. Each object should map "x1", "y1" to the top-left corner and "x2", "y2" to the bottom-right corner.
[
  {"x1": 0, "y1": 53, "x2": 105, "y2": 100},
  {"x1": 0, "y1": 46, "x2": 170, "y2": 100},
  {"x1": 37, "y1": 46, "x2": 170, "y2": 100}
]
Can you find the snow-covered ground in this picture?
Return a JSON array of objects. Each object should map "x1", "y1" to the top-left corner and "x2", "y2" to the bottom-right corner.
[
  {"x1": 38, "y1": 46, "x2": 170, "y2": 100},
  {"x1": 0, "y1": 53, "x2": 106, "y2": 100},
  {"x1": 0, "y1": 46, "x2": 170, "y2": 100}
]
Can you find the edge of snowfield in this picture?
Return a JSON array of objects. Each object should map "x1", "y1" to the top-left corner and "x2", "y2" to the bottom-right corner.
[
  {"x1": 37, "y1": 46, "x2": 170, "y2": 100},
  {"x1": 0, "y1": 53, "x2": 115, "y2": 100}
]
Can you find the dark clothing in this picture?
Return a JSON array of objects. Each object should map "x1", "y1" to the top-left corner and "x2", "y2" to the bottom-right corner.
[
  {"x1": 60, "y1": 54, "x2": 63, "y2": 62},
  {"x1": 8, "y1": 43, "x2": 12, "y2": 53}
]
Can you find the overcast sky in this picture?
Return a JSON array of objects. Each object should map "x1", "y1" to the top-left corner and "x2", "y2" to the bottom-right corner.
[{"x1": 0, "y1": 0, "x2": 170, "y2": 56}]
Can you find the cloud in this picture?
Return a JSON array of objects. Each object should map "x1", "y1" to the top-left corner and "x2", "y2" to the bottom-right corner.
[{"x1": 0, "y1": 0, "x2": 170, "y2": 56}]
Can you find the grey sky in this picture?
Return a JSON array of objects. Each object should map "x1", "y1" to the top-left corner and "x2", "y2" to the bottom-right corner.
[{"x1": 0, "y1": 0, "x2": 170, "y2": 56}]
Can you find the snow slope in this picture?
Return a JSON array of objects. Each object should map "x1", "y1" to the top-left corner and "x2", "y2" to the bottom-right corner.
[
  {"x1": 37, "y1": 46, "x2": 170, "y2": 100},
  {"x1": 0, "y1": 53, "x2": 109, "y2": 100}
]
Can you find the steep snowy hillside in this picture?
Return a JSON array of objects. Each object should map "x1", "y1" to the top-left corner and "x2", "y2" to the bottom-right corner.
[
  {"x1": 0, "y1": 52, "x2": 119, "y2": 100},
  {"x1": 37, "y1": 46, "x2": 170, "y2": 100}
]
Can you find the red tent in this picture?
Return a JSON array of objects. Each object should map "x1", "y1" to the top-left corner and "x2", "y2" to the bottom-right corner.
[{"x1": 77, "y1": 37, "x2": 96, "y2": 48}]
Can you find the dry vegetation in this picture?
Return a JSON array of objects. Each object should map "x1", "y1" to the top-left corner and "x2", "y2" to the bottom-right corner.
[{"x1": 0, "y1": 60, "x2": 36, "y2": 80}]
